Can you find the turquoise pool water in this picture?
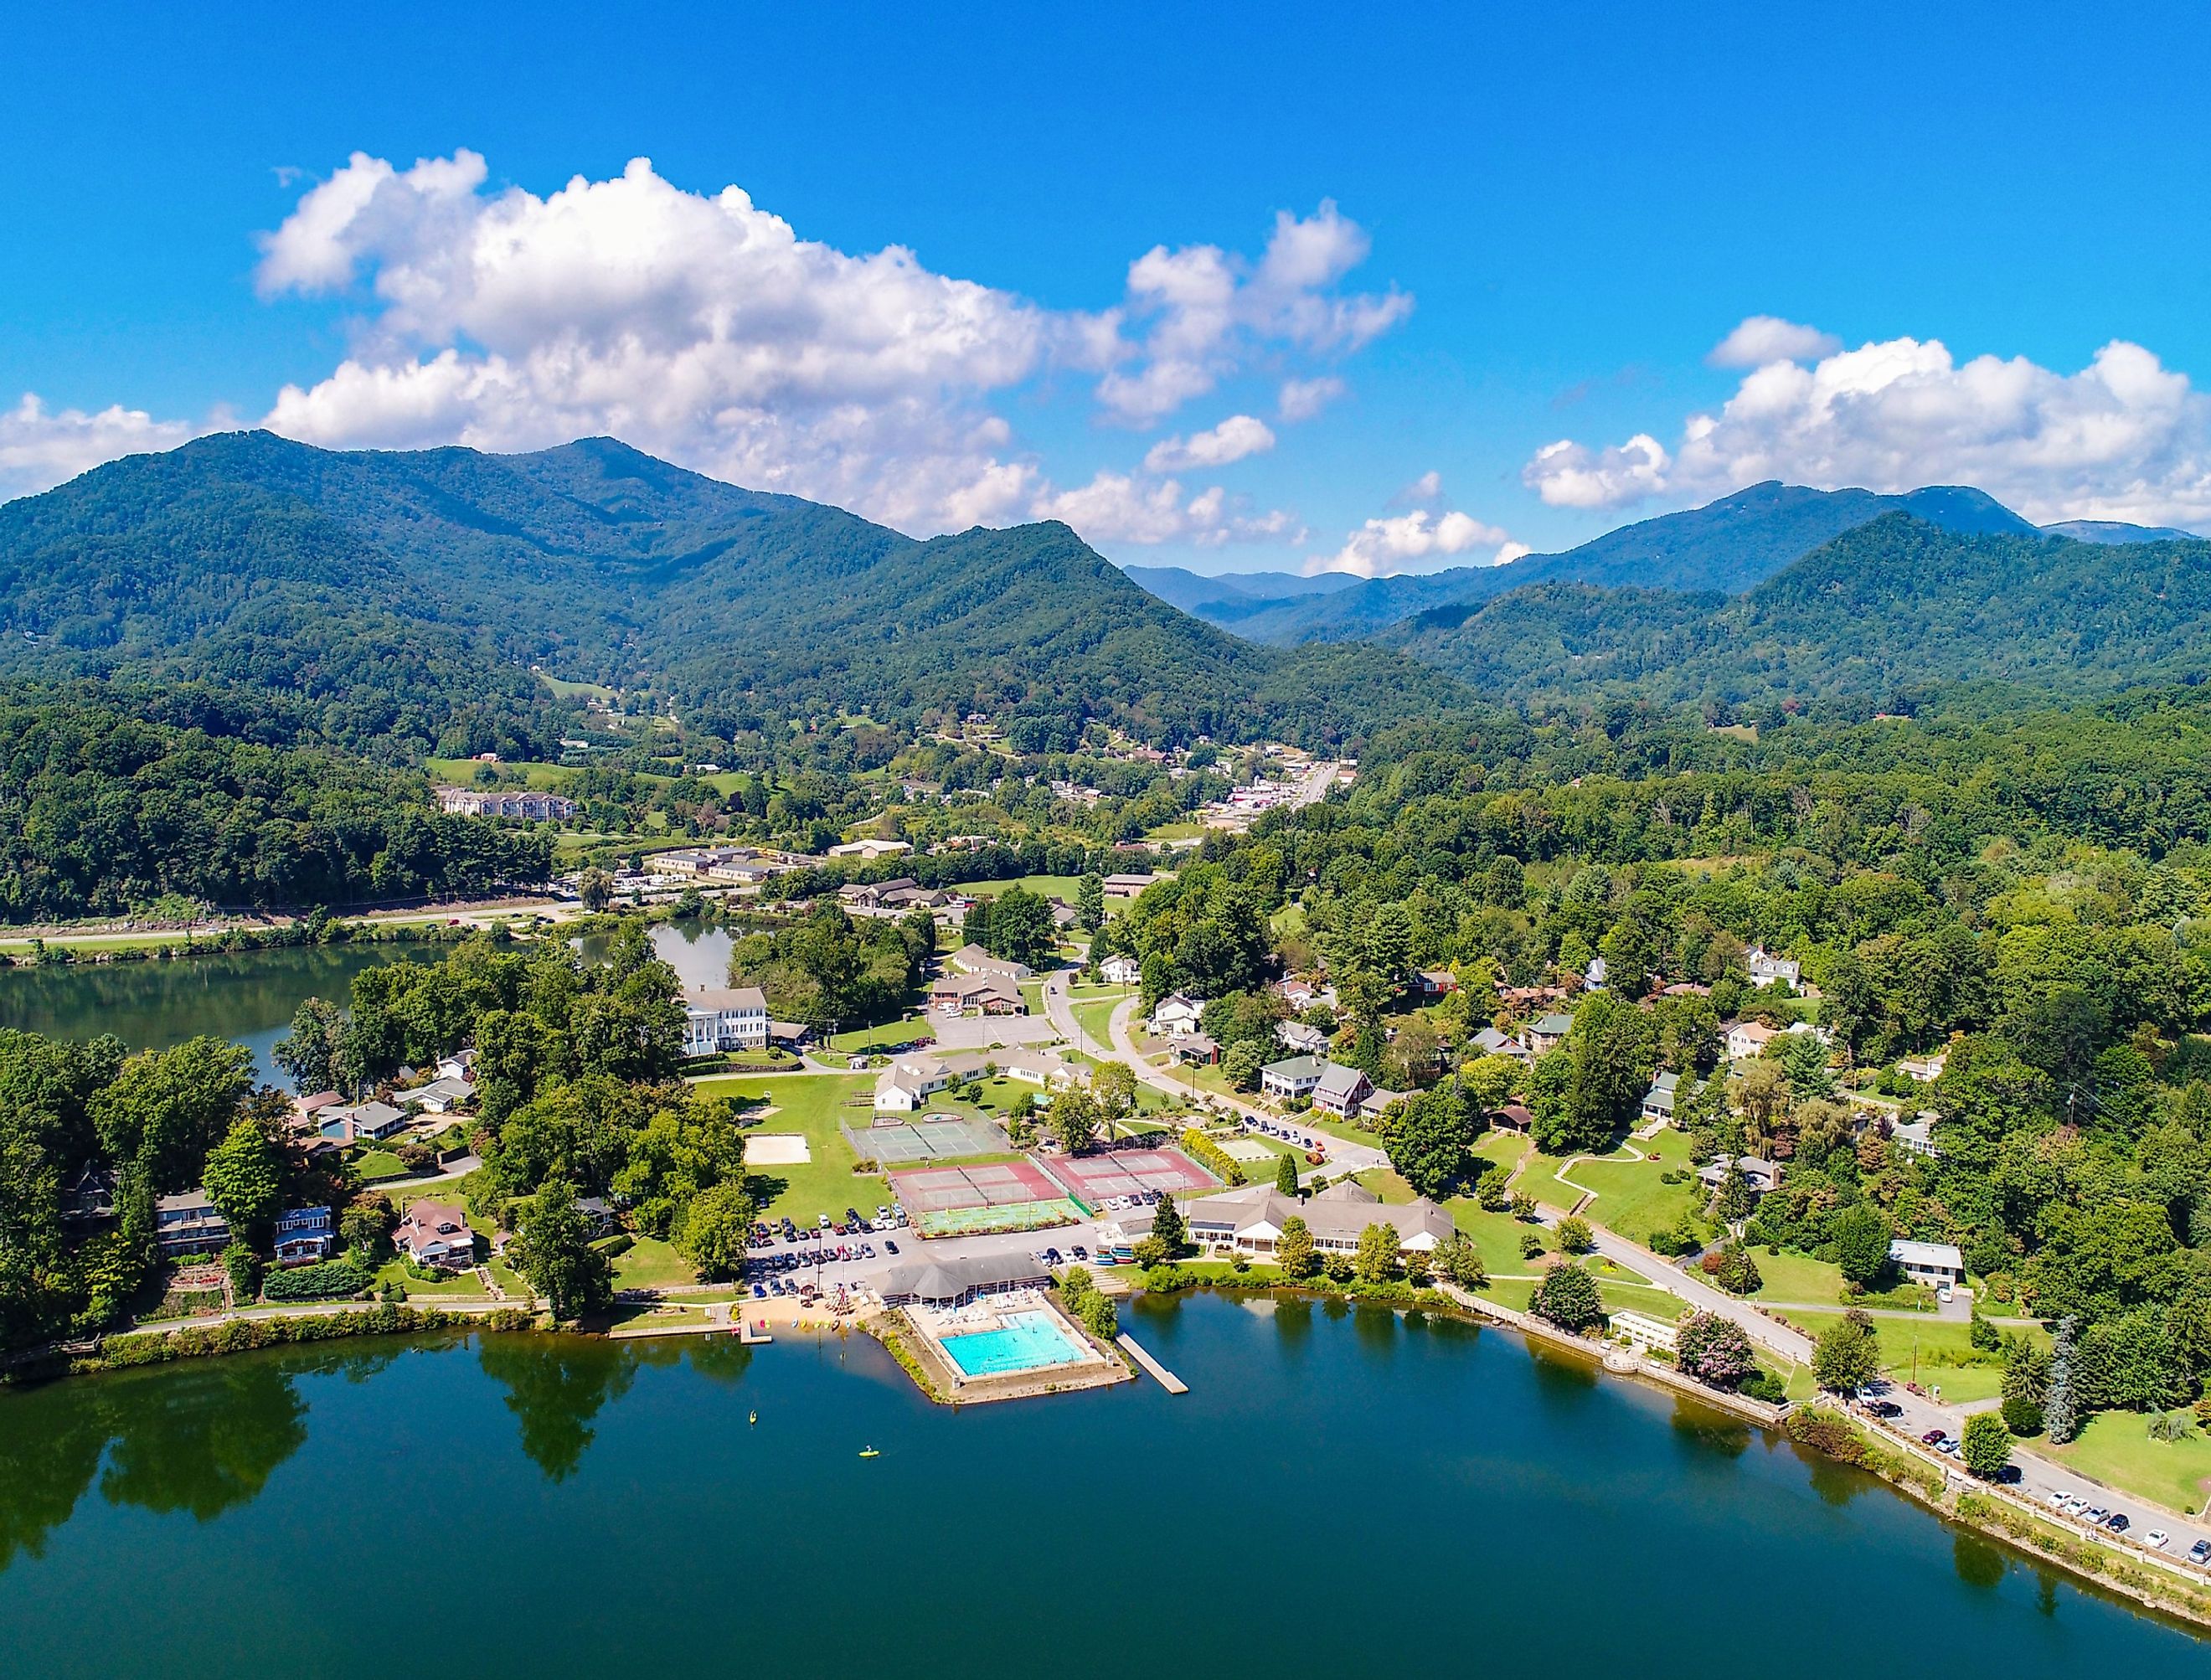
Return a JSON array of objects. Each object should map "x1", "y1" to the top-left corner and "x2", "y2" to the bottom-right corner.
[{"x1": 940, "y1": 1310, "x2": 1090, "y2": 1376}]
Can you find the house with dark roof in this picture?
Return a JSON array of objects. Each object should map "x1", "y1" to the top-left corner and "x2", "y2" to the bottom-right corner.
[
  {"x1": 155, "y1": 1189, "x2": 231, "y2": 1258},
  {"x1": 274, "y1": 1205, "x2": 336, "y2": 1265},
  {"x1": 1311, "y1": 1062, "x2": 1374, "y2": 1117}
]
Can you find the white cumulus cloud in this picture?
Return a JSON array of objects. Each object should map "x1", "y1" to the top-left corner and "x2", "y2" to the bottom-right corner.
[
  {"x1": 0, "y1": 394, "x2": 204, "y2": 501},
  {"x1": 1033, "y1": 472, "x2": 1301, "y2": 549},
  {"x1": 1707, "y1": 314, "x2": 1843, "y2": 368},
  {"x1": 1525, "y1": 330, "x2": 2211, "y2": 527},
  {"x1": 1311, "y1": 506, "x2": 1520, "y2": 579},
  {"x1": 1278, "y1": 375, "x2": 1345, "y2": 421},
  {"x1": 1142, "y1": 414, "x2": 1276, "y2": 473}
]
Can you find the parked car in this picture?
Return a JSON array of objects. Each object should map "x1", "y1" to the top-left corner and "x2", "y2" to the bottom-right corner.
[
  {"x1": 2146, "y1": 1529, "x2": 2171, "y2": 1550},
  {"x1": 1920, "y1": 1429, "x2": 1947, "y2": 1446},
  {"x1": 2188, "y1": 1538, "x2": 2211, "y2": 1565},
  {"x1": 2105, "y1": 1513, "x2": 2131, "y2": 1533},
  {"x1": 1865, "y1": 1400, "x2": 1902, "y2": 1419},
  {"x1": 885, "y1": 1239, "x2": 899, "y2": 1255}
]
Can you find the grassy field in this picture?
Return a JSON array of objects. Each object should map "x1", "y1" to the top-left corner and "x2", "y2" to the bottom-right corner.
[
  {"x1": 1070, "y1": 992, "x2": 1130, "y2": 1049},
  {"x1": 354, "y1": 1149, "x2": 411, "y2": 1182},
  {"x1": 827, "y1": 1016, "x2": 935, "y2": 1055},
  {"x1": 1550, "y1": 1130, "x2": 1700, "y2": 1245},
  {"x1": 1776, "y1": 1309, "x2": 2038, "y2": 1403},
  {"x1": 689, "y1": 1071, "x2": 887, "y2": 1223},
  {"x1": 1744, "y1": 1250, "x2": 1937, "y2": 1312},
  {"x1": 610, "y1": 1237, "x2": 698, "y2": 1291},
  {"x1": 2049, "y1": 1410, "x2": 2211, "y2": 1514},
  {"x1": 373, "y1": 1260, "x2": 491, "y2": 1298},
  {"x1": 534, "y1": 673, "x2": 616, "y2": 704},
  {"x1": 965, "y1": 874, "x2": 1087, "y2": 902},
  {"x1": 425, "y1": 756, "x2": 577, "y2": 791}
]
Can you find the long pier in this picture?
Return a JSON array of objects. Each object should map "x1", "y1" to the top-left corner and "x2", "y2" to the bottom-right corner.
[{"x1": 1116, "y1": 1332, "x2": 1188, "y2": 1394}]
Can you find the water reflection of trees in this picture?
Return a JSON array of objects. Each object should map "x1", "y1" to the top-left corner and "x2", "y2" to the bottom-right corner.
[{"x1": 477, "y1": 1336, "x2": 638, "y2": 1482}]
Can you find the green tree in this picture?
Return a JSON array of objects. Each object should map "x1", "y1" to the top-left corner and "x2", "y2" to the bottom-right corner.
[
  {"x1": 516, "y1": 1180, "x2": 615, "y2": 1321},
  {"x1": 1355, "y1": 1221, "x2": 1401, "y2": 1283},
  {"x1": 1152, "y1": 1192, "x2": 1184, "y2": 1254},
  {"x1": 676, "y1": 1181, "x2": 756, "y2": 1281},
  {"x1": 578, "y1": 868, "x2": 614, "y2": 913},
  {"x1": 1277, "y1": 1215, "x2": 1317, "y2": 1279},
  {"x1": 90, "y1": 1037, "x2": 253, "y2": 1191},
  {"x1": 1713, "y1": 1244, "x2": 1763, "y2": 1295},
  {"x1": 222, "y1": 1240, "x2": 263, "y2": 1302},
  {"x1": 1275, "y1": 1150, "x2": 1301, "y2": 1198},
  {"x1": 1961, "y1": 1412, "x2": 2013, "y2": 1480},
  {"x1": 1092, "y1": 1062, "x2": 1137, "y2": 1134},
  {"x1": 1075, "y1": 872, "x2": 1106, "y2": 933},
  {"x1": 1830, "y1": 1203, "x2": 1894, "y2": 1288},
  {"x1": 982, "y1": 887, "x2": 1058, "y2": 968},
  {"x1": 202, "y1": 1118, "x2": 281, "y2": 1249},
  {"x1": 1434, "y1": 1230, "x2": 1487, "y2": 1289},
  {"x1": 340, "y1": 1193, "x2": 398, "y2": 1264},
  {"x1": 1812, "y1": 1311, "x2": 1882, "y2": 1393},
  {"x1": 1222, "y1": 1039, "x2": 1265, "y2": 1092},
  {"x1": 272, "y1": 997, "x2": 347, "y2": 1095},
  {"x1": 1381, "y1": 1080, "x2": 1483, "y2": 1198},
  {"x1": 1048, "y1": 1087, "x2": 1101, "y2": 1154},
  {"x1": 1530, "y1": 1262, "x2": 1604, "y2": 1331},
  {"x1": 1556, "y1": 1215, "x2": 1593, "y2": 1254}
]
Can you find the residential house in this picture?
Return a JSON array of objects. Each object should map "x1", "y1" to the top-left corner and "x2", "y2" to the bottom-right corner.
[
  {"x1": 1892, "y1": 1114, "x2": 1940, "y2": 1160},
  {"x1": 400, "y1": 1076, "x2": 475, "y2": 1115},
  {"x1": 875, "y1": 1057, "x2": 954, "y2": 1113},
  {"x1": 1470, "y1": 1026, "x2": 1531, "y2": 1063},
  {"x1": 1747, "y1": 946, "x2": 1801, "y2": 992},
  {"x1": 1260, "y1": 1055, "x2": 1325, "y2": 1102},
  {"x1": 1898, "y1": 1050, "x2": 1948, "y2": 1084},
  {"x1": 839, "y1": 876, "x2": 920, "y2": 910},
  {"x1": 1173, "y1": 1033, "x2": 1222, "y2": 1068},
  {"x1": 273, "y1": 1205, "x2": 337, "y2": 1265},
  {"x1": 680, "y1": 985, "x2": 771, "y2": 1056},
  {"x1": 1099, "y1": 954, "x2": 1142, "y2": 986},
  {"x1": 576, "y1": 1197, "x2": 620, "y2": 1238},
  {"x1": 1415, "y1": 969, "x2": 1457, "y2": 997},
  {"x1": 1584, "y1": 955, "x2": 1609, "y2": 991},
  {"x1": 1696, "y1": 1156, "x2": 1785, "y2": 1197},
  {"x1": 434, "y1": 1050, "x2": 477, "y2": 1083},
  {"x1": 939, "y1": 1048, "x2": 1089, "y2": 1090},
  {"x1": 1312, "y1": 1062, "x2": 1374, "y2": 1118},
  {"x1": 1150, "y1": 992, "x2": 1206, "y2": 1038},
  {"x1": 1184, "y1": 1178, "x2": 1455, "y2": 1260},
  {"x1": 395, "y1": 1200, "x2": 476, "y2": 1270},
  {"x1": 1357, "y1": 1086, "x2": 1402, "y2": 1124},
  {"x1": 1275, "y1": 977, "x2": 1319, "y2": 1012},
  {"x1": 320, "y1": 1100, "x2": 409, "y2": 1144},
  {"x1": 929, "y1": 971, "x2": 1024, "y2": 1015},
  {"x1": 1490, "y1": 1103, "x2": 1535, "y2": 1134},
  {"x1": 949, "y1": 943, "x2": 1032, "y2": 979},
  {"x1": 1641, "y1": 1070, "x2": 1683, "y2": 1125},
  {"x1": 1276, "y1": 1021, "x2": 1330, "y2": 1056},
  {"x1": 61, "y1": 1161, "x2": 116, "y2": 1224},
  {"x1": 1889, "y1": 1239, "x2": 1967, "y2": 1290},
  {"x1": 1524, "y1": 1013, "x2": 1574, "y2": 1055},
  {"x1": 1724, "y1": 1020, "x2": 1780, "y2": 1062},
  {"x1": 155, "y1": 1189, "x2": 231, "y2": 1258}
]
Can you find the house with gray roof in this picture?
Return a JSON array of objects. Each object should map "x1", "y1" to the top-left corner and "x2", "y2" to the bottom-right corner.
[
  {"x1": 1312, "y1": 1062, "x2": 1374, "y2": 1117},
  {"x1": 1260, "y1": 1055, "x2": 1324, "y2": 1101},
  {"x1": 154, "y1": 1188, "x2": 230, "y2": 1258},
  {"x1": 1184, "y1": 1179, "x2": 1455, "y2": 1260},
  {"x1": 878, "y1": 1251, "x2": 1049, "y2": 1307}
]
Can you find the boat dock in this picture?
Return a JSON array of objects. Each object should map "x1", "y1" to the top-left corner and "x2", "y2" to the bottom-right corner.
[{"x1": 1116, "y1": 1332, "x2": 1188, "y2": 1394}]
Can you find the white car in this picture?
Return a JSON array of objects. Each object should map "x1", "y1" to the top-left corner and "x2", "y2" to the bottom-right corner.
[{"x1": 2146, "y1": 1529, "x2": 2171, "y2": 1550}]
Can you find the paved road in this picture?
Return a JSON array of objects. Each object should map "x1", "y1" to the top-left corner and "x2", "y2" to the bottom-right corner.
[{"x1": 1563, "y1": 1214, "x2": 2211, "y2": 1568}]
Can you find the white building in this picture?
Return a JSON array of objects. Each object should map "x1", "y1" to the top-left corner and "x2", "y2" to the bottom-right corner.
[
  {"x1": 1183, "y1": 1179, "x2": 1455, "y2": 1260},
  {"x1": 874, "y1": 1057, "x2": 953, "y2": 1113},
  {"x1": 1724, "y1": 1020, "x2": 1780, "y2": 1061},
  {"x1": 1611, "y1": 1310, "x2": 1680, "y2": 1356},
  {"x1": 1889, "y1": 1239, "x2": 1966, "y2": 1289},
  {"x1": 1747, "y1": 947, "x2": 1801, "y2": 992},
  {"x1": 436, "y1": 786, "x2": 578, "y2": 821},
  {"x1": 1150, "y1": 992, "x2": 1206, "y2": 1038},
  {"x1": 1898, "y1": 1050, "x2": 1948, "y2": 1084},
  {"x1": 681, "y1": 985, "x2": 770, "y2": 1056},
  {"x1": 1260, "y1": 1055, "x2": 1325, "y2": 1101},
  {"x1": 1100, "y1": 954, "x2": 1142, "y2": 986},
  {"x1": 1892, "y1": 1114, "x2": 1940, "y2": 1159}
]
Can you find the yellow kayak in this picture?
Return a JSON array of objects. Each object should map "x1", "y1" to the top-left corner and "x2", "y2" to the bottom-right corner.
[{"x1": 858, "y1": 1446, "x2": 880, "y2": 1458}]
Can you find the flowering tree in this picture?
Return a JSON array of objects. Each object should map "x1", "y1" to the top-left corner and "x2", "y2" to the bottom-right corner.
[{"x1": 1674, "y1": 1311, "x2": 1757, "y2": 1389}]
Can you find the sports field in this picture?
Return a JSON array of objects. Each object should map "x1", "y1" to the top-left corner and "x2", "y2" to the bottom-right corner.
[{"x1": 1042, "y1": 1146, "x2": 1217, "y2": 1203}]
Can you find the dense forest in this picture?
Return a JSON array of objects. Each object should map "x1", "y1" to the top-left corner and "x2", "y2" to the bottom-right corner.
[
  {"x1": 0, "y1": 684, "x2": 554, "y2": 922},
  {"x1": 1385, "y1": 514, "x2": 2211, "y2": 708},
  {"x1": 0, "y1": 431, "x2": 1471, "y2": 758}
]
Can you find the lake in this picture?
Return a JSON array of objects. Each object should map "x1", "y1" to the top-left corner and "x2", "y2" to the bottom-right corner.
[
  {"x1": 0, "y1": 946, "x2": 408, "y2": 1088},
  {"x1": 0, "y1": 1293, "x2": 2197, "y2": 1675},
  {"x1": 575, "y1": 916, "x2": 736, "y2": 988}
]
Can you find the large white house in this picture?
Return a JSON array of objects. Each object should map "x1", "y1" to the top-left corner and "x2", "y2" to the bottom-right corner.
[
  {"x1": 681, "y1": 985, "x2": 771, "y2": 1056},
  {"x1": 874, "y1": 1056, "x2": 953, "y2": 1112},
  {"x1": 1724, "y1": 1020, "x2": 1780, "y2": 1062},
  {"x1": 1747, "y1": 946, "x2": 1801, "y2": 992},
  {"x1": 1150, "y1": 992, "x2": 1206, "y2": 1038},
  {"x1": 1889, "y1": 1239, "x2": 1966, "y2": 1289},
  {"x1": 1099, "y1": 954, "x2": 1142, "y2": 986}
]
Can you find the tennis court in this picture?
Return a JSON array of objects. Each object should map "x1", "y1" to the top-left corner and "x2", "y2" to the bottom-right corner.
[
  {"x1": 1043, "y1": 1147, "x2": 1219, "y2": 1203},
  {"x1": 891, "y1": 1159, "x2": 1084, "y2": 1236},
  {"x1": 842, "y1": 1115, "x2": 1009, "y2": 1165}
]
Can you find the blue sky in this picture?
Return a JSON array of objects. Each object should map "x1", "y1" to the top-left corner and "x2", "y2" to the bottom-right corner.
[{"x1": 8, "y1": 3, "x2": 2211, "y2": 572}]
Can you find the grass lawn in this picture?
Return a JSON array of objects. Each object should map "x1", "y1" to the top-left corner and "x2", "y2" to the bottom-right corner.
[
  {"x1": 611, "y1": 1238, "x2": 698, "y2": 1291},
  {"x1": 1069, "y1": 992, "x2": 1129, "y2": 1049},
  {"x1": 1518, "y1": 1152, "x2": 1585, "y2": 1213},
  {"x1": 1441, "y1": 1199, "x2": 1549, "y2": 1278},
  {"x1": 1776, "y1": 1309, "x2": 2041, "y2": 1403},
  {"x1": 355, "y1": 1149, "x2": 410, "y2": 1182},
  {"x1": 610, "y1": 1303, "x2": 713, "y2": 1331},
  {"x1": 1552, "y1": 1130, "x2": 1700, "y2": 1245},
  {"x1": 424, "y1": 756, "x2": 575, "y2": 790},
  {"x1": 689, "y1": 1071, "x2": 888, "y2": 1224},
  {"x1": 487, "y1": 1260, "x2": 533, "y2": 1301},
  {"x1": 1745, "y1": 1250, "x2": 1937, "y2": 1312},
  {"x1": 827, "y1": 1016, "x2": 934, "y2": 1054},
  {"x1": 1019, "y1": 979, "x2": 1046, "y2": 1014},
  {"x1": 964, "y1": 874, "x2": 1087, "y2": 901},
  {"x1": 1473, "y1": 1131, "x2": 1529, "y2": 1175},
  {"x1": 374, "y1": 1260, "x2": 489, "y2": 1298},
  {"x1": 2049, "y1": 1410, "x2": 2211, "y2": 1514},
  {"x1": 386, "y1": 1172, "x2": 481, "y2": 1214}
]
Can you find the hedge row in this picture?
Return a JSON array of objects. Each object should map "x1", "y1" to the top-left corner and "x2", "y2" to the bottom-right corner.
[{"x1": 97, "y1": 1305, "x2": 537, "y2": 1368}]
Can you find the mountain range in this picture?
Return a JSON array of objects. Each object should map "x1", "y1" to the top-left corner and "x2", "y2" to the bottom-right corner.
[{"x1": 0, "y1": 432, "x2": 1472, "y2": 759}]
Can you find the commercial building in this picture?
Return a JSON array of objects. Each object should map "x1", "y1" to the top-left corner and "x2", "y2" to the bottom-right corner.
[
  {"x1": 1183, "y1": 1179, "x2": 1455, "y2": 1260},
  {"x1": 681, "y1": 985, "x2": 771, "y2": 1056}
]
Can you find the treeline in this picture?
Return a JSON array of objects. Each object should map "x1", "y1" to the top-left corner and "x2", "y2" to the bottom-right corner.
[{"x1": 0, "y1": 686, "x2": 554, "y2": 921}]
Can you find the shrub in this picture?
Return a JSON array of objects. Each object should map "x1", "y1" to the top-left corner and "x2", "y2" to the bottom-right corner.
[
  {"x1": 1556, "y1": 1216, "x2": 1593, "y2": 1254},
  {"x1": 1962, "y1": 1412, "x2": 2013, "y2": 1479},
  {"x1": 1518, "y1": 1231, "x2": 1546, "y2": 1260},
  {"x1": 1529, "y1": 1263, "x2": 1604, "y2": 1332},
  {"x1": 261, "y1": 1257, "x2": 374, "y2": 1301},
  {"x1": 1739, "y1": 1370, "x2": 1786, "y2": 1404},
  {"x1": 2001, "y1": 1395, "x2": 2045, "y2": 1437}
]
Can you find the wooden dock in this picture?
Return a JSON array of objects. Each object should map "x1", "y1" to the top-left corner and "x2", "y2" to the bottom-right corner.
[{"x1": 1116, "y1": 1332, "x2": 1188, "y2": 1394}]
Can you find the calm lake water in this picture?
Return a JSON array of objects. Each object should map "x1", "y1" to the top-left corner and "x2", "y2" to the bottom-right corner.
[
  {"x1": 575, "y1": 917, "x2": 736, "y2": 988},
  {"x1": 0, "y1": 946, "x2": 408, "y2": 1087},
  {"x1": 0, "y1": 1294, "x2": 2198, "y2": 1676}
]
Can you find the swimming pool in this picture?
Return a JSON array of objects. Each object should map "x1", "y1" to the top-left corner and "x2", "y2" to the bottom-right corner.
[{"x1": 939, "y1": 1310, "x2": 1092, "y2": 1377}]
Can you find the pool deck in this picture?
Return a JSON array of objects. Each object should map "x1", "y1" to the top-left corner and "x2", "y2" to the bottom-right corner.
[{"x1": 892, "y1": 1294, "x2": 1132, "y2": 1405}]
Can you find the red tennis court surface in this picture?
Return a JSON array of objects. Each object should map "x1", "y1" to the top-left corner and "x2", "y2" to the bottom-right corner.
[
  {"x1": 1043, "y1": 1147, "x2": 1218, "y2": 1202},
  {"x1": 890, "y1": 1158, "x2": 1065, "y2": 1214}
]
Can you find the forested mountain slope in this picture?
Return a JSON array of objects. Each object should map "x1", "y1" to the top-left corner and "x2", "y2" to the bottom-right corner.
[
  {"x1": 0, "y1": 433, "x2": 1468, "y2": 757},
  {"x1": 1134, "y1": 481, "x2": 2033, "y2": 645},
  {"x1": 1381, "y1": 514, "x2": 2211, "y2": 708}
]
